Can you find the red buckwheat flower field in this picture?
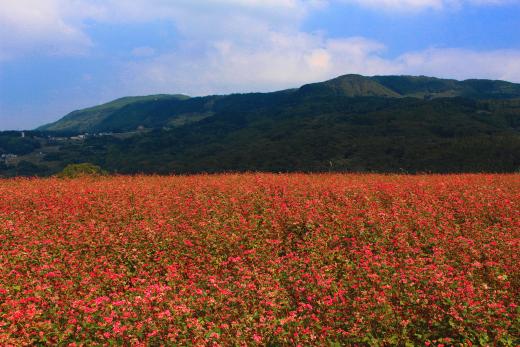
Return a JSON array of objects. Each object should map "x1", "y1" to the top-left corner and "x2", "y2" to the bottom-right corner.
[{"x1": 0, "y1": 174, "x2": 518, "y2": 346}]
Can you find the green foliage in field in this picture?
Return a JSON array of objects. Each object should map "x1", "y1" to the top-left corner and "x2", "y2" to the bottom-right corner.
[{"x1": 57, "y1": 163, "x2": 106, "y2": 178}]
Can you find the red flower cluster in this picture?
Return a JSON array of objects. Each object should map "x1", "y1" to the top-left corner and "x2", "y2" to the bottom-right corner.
[{"x1": 0, "y1": 174, "x2": 518, "y2": 345}]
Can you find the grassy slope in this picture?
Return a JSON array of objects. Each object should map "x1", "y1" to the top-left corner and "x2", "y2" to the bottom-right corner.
[{"x1": 38, "y1": 94, "x2": 190, "y2": 133}]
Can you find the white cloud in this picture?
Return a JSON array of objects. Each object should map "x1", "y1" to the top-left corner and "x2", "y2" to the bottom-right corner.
[
  {"x1": 397, "y1": 48, "x2": 520, "y2": 81},
  {"x1": 121, "y1": 34, "x2": 399, "y2": 96},
  {"x1": 0, "y1": 0, "x2": 328, "y2": 59},
  {"x1": 338, "y1": 0, "x2": 516, "y2": 11},
  {"x1": 121, "y1": 36, "x2": 520, "y2": 97},
  {"x1": 0, "y1": 0, "x2": 514, "y2": 59},
  {"x1": 341, "y1": 0, "x2": 444, "y2": 10},
  {"x1": 0, "y1": 0, "x2": 101, "y2": 57},
  {"x1": 107, "y1": 0, "x2": 520, "y2": 94},
  {"x1": 1, "y1": 0, "x2": 519, "y2": 100}
]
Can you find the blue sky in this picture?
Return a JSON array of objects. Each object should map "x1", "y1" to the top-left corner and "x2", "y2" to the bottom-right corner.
[{"x1": 1, "y1": 0, "x2": 520, "y2": 130}]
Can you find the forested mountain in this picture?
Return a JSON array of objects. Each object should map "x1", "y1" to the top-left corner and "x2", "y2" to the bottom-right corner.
[
  {"x1": 1, "y1": 74, "x2": 519, "y2": 176},
  {"x1": 37, "y1": 74, "x2": 520, "y2": 134}
]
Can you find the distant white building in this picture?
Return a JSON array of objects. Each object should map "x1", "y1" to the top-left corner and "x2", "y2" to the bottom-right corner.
[
  {"x1": 1, "y1": 154, "x2": 18, "y2": 165},
  {"x1": 1, "y1": 154, "x2": 17, "y2": 159}
]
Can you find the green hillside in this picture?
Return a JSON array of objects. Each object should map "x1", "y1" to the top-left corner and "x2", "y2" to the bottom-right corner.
[
  {"x1": 299, "y1": 74, "x2": 401, "y2": 98},
  {"x1": 38, "y1": 94, "x2": 190, "y2": 133},
  {"x1": 373, "y1": 75, "x2": 520, "y2": 99},
  {"x1": 2, "y1": 74, "x2": 519, "y2": 177},
  {"x1": 37, "y1": 75, "x2": 520, "y2": 134},
  {"x1": 65, "y1": 96, "x2": 519, "y2": 174}
]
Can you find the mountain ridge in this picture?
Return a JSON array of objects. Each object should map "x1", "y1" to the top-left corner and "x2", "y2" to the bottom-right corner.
[
  {"x1": 38, "y1": 94, "x2": 191, "y2": 133},
  {"x1": 37, "y1": 74, "x2": 520, "y2": 134}
]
